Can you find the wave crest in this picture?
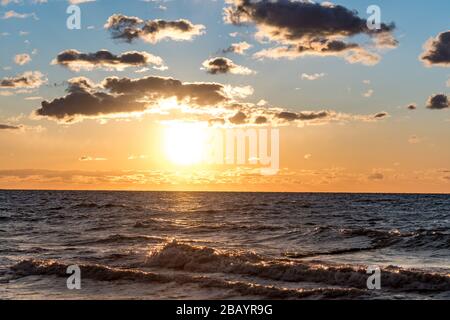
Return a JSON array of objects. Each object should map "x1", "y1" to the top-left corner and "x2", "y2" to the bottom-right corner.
[
  {"x1": 145, "y1": 241, "x2": 450, "y2": 292},
  {"x1": 11, "y1": 259, "x2": 363, "y2": 299}
]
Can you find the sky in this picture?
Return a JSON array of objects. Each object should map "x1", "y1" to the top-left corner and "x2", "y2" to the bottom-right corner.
[{"x1": 0, "y1": 0, "x2": 449, "y2": 192}]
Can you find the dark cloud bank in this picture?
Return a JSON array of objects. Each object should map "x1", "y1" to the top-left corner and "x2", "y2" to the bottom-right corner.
[{"x1": 224, "y1": 0, "x2": 398, "y2": 65}]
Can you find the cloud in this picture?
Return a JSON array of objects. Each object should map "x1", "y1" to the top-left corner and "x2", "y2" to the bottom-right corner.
[
  {"x1": 373, "y1": 112, "x2": 388, "y2": 119},
  {"x1": 1, "y1": 10, "x2": 37, "y2": 20},
  {"x1": 0, "y1": 123, "x2": 20, "y2": 130},
  {"x1": 33, "y1": 73, "x2": 389, "y2": 127},
  {"x1": 420, "y1": 30, "x2": 450, "y2": 67},
  {"x1": 128, "y1": 155, "x2": 148, "y2": 160},
  {"x1": 24, "y1": 96, "x2": 43, "y2": 100},
  {"x1": 79, "y1": 156, "x2": 107, "y2": 161},
  {"x1": 253, "y1": 41, "x2": 381, "y2": 65},
  {"x1": 213, "y1": 106, "x2": 390, "y2": 127},
  {"x1": 33, "y1": 75, "x2": 248, "y2": 122},
  {"x1": 102, "y1": 76, "x2": 243, "y2": 105},
  {"x1": 225, "y1": 0, "x2": 397, "y2": 65},
  {"x1": 426, "y1": 93, "x2": 449, "y2": 110},
  {"x1": 408, "y1": 135, "x2": 421, "y2": 144},
  {"x1": 368, "y1": 172, "x2": 384, "y2": 180},
  {"x1": 301, "y1": 72, "x2": 325, "y2": 80},
  {"x1": 1, "y1": 0, "x2": 21, "y2": 6},
  {"x1": 222, "y1": 41, "x2": 252, "y2": 55},
  {"x1": 0, "y1": 71, "x2": 46, "y2": 89},
  {"x1": 202, "y1": 57, "x2": 255, "y2": 75},
  {"x1": 363, "y1": 89, "x2": 374, "y2": 98},
  {"x1": 276, "y1": 110, "x2": 329, "y2": 122},
  {"x1": 52, "y1": 49, "x2": 164, "y2": 71},
  {"x1": 229, "y1": 111, "x2": 247, "y2": 124},
  {"x1": 104, "y1": 14, "x2": 205, "y2": 44},
  {"x1": 69, "y1": 0, "x2": 95, "y2": 4},
  {"x1": 14, "y1": 53, "x2": 31, "y2": 65}
]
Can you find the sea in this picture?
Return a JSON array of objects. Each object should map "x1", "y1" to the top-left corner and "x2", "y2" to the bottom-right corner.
[{"x1": 1, "y1": 190, "x2": 450, "y2": 300}]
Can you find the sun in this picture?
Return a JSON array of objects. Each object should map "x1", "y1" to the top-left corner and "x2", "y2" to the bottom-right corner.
[{"x1": 163, "y1": 122, "x2": 208, "y2": 165}]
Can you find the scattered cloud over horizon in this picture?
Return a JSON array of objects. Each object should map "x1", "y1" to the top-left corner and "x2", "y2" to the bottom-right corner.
[
  {"x1": 301, "y1": 72, "x2": 325, "y2": 81},
  {"x1": 222, "y1": 41, "x2": 252, "y2": 55},
  {"x1": 0, "y1": 71, "x2": 46, "y2": 89},
  {"x1": 104, "y1": 14, "x2": 205, "y2": 44},
  {"x1": 79, "y1": 156, "x2": 107, "y2": 161},
  {"x1": 210, "y1": 106, "x2": 390, "y2": 127},
  {"x1": 0, "y1": 123, "x2": 21, "y2": 130},
  {"x1": 52, "y1": 49, "x2": 165, "y2": 71},
  {"x1": 1, "y1": 10, "x2": 38, "y2": 20},
  {"x1": 202, "y1": 57, "x2": 255, "y2": 75},
  {"x1": 368, "y1": 172, "x2": 384, "y2": 181},
  {"x1": 14, "y1": 53, "x2": 32, "y2": 65},
  {"x1": 69, "y1": 0, "x2": 96, "y2": 4},
  {"x1": 363, "y1": 89, "x2": 374, "y2": 98},
  {"x1": 426, "y1": 93, "x2": 449, "y2": 110},
  {"x1": 408, "y1": 135, "x2": 422, "y2": 144},
  {"x1": 421, "y1": 30, "x2": 450, "y2": 67},
  {"x1": 1, "y1": 0, "x2": 22, "y2": 6}
]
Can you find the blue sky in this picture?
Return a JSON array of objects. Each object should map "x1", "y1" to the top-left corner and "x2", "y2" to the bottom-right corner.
[{"x1": 1, "y1": 0, "x2": 448, "y2": 118}]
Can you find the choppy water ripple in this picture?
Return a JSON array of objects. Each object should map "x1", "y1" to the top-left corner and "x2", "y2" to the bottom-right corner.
[{"x1": 1, "y1": 191, "x2": 450, "y2": 299}]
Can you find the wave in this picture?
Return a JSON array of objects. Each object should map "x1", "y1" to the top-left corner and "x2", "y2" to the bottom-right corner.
[
  {"x1": 65, "y1": 234, "x2": 166, "y2": 246},
  {"x1": 70, "y1": 203, "x2": 144, "y2": 211},
  {"x1": 284, "y1": 246, "x2": 380, "y2": 259},
  {"x1": 133, "y1": 219, "x2": 284, "y2": 233},
  {"x1": 144, "y1": 241, "x2": 450, "y2": 292},
  {"x1": 342, "y1": 227, "x2": 450, "y2": 251},
  {"x1": 308, "y1": 226, "x2": 450, "y2": 252},
  {"x1": 11, "y1": 259, "x2": 363, "y2": 299}
]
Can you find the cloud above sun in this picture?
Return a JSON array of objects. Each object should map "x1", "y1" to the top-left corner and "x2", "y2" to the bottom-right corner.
[
  {"x1": 33, "y1": 75, "x2": 248, "y2": 122},
  {"x1": 32, "y1": 71, "x2": 390, "y2": 127}
]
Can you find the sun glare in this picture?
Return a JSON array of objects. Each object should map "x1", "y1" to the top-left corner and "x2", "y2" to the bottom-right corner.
[{"x1": 164, "y1": 122, "x2": 208, "y2": 165}]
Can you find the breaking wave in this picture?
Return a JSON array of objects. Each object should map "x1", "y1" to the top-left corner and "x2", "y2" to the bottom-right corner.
[
  {"x1": 143, "y1": 241, "x2": 450, "y2": 292},
  {"x1": 11, "y1": 259, "x2": 364, "y2": 299}
]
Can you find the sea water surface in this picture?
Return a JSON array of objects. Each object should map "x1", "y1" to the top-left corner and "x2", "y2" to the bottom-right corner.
[{"x1": 1, "y1": 190, "x2": 450, "y2": 300}]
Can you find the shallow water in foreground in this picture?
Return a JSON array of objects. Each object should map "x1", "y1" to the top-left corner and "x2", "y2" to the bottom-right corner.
[{"x1": 1, "y1": 190, "x2": 450, "y2": 300}]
